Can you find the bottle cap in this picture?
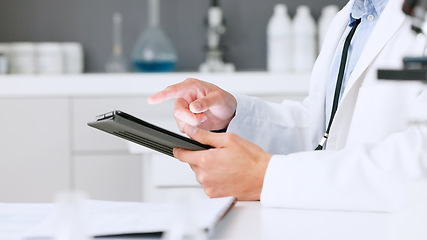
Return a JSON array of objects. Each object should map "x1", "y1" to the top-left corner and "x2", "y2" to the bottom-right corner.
[
  {"x1": 37, "y1": 42, "x2": 62, "y2": 53},
  {"x1": 274, "y1": 4, "x2": 287, "y2": 15},
  {"x1": 296, "y1": 5, "x2": 310, "y2": 16},
  {"x1": 10, "y1": 42, "x2": 35, "y2": 53}
]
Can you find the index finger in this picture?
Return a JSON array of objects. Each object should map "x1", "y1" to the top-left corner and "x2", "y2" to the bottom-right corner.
[
  {"x1": 147, "y1": 84, "x2": 181, "y2": 104},
  {"x1": 147, "y1": 78, "x2": 197, "y2": 104}
]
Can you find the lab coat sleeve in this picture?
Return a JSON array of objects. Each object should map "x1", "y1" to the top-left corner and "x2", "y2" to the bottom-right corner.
[
  {"x1": 226, "y1": 93, "x2": 313, "y2": 155},
  {"x1": 261, "y1": 123, "x2": 427, "y2": 212}
]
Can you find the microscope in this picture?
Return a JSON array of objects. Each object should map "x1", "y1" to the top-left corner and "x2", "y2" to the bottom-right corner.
[
  {"x1": 378, "y1": 0, "x2": 427, "y2": 82},
  {"x1": 199, "y1": 0, "x2": 235, "y2": 73}
]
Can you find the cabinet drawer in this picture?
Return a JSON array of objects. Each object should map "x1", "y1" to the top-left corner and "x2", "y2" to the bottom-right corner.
[
  {"x1": 73, "y1": 154, "x2": 142, "y2": 201},
  {"x1": 0, "y1": 98, "x2": 70, "y2": 202},
  {"x1": 142, "y1": 154, "x2": 206, "y2": 202},
  {"x1": 150, "y1": 154, "x2": 201, "y2": 187}
]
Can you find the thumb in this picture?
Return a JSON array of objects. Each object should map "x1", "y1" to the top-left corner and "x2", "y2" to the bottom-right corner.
[
  {"x1": 188, "y1": 92, "x2": 220, "y2": 113},
  {"x1": 183, "y1": 124, "x2": 222, "y2": 148}
]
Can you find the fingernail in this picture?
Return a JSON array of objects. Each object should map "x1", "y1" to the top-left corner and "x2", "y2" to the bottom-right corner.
[
  {"x1": 200, "y1": 115, "x2": 208, "y2": 123},
  {"x1": 191, "y1": 102, "x2": 201, "y2": 112}
]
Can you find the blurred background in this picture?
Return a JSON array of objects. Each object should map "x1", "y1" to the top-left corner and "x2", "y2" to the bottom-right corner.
[{"x1": 0, "y1": 0, "x2": 347, "y2": 72}]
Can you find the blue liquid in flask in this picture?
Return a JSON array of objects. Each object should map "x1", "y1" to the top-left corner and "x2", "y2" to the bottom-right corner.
[
  {"x1": 133, "y1": 60, "x2": 176, "y2": 72},
  {"x1": 131, "y1": 0, "x2": 177, "y2": 73}
]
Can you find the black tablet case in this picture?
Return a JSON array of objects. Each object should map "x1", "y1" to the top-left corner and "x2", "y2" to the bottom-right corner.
[{"x1": 87, "y1": 110, "x2": 212, "y2": 157}]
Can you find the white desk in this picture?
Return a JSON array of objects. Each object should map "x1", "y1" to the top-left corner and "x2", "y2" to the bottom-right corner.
[
  {"x1": 213, "y1": 201, "x2": 390, "y2": 240},
  {"x1": 2, "y1": 199, "x2": 422, "y2": 240}
]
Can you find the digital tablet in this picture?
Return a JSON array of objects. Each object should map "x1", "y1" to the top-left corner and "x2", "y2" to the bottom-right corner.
[{"x1": 87, "y1": 110, "x2": 213, "y2": 158}]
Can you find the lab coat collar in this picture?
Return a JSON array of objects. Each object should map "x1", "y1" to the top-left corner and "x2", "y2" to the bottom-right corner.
[
  {"x1": 341, "y1": 0, "x2": 406, "y2": 99},
  {"x1": 351, "y1": 0, "x2": 389, "y2": 21}
]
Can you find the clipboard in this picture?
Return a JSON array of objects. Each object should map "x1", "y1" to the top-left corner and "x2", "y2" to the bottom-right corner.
[{"x1": 87, "y1": 110, "x2": 213, "y2": 158}]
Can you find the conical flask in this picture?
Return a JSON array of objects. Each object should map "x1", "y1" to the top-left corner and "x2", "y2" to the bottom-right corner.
[{"x1": 132, "y1": 0, "x2": 177, "y2": 72}]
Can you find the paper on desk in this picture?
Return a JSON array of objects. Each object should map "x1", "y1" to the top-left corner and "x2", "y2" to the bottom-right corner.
[
  {"x1": 1, "y1": 196, "x2": 236, "y2": 239},
  {"x1": 0, "y1": 203, "x2": 54, "y2": 240}
]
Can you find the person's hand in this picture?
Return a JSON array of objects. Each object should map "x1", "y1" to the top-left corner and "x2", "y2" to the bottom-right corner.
[
  {"x1": 147, "y1": 78, "x2": 237, "y2": 132},
  {"x1": 174, "y1": 124, "x2": 272, "y2": 201}
]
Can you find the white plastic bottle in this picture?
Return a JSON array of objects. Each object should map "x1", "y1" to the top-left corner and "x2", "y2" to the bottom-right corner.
[
  {"x1": 292, "y1": 5, "x2": 317, "y2": 73},
  {"x1": 9, "y1": 42, "x2": 36, "y2": 74},
  {"x1": 267, "y1": 4, "x2": 292, "y2": 72},
  {"x1": 318, "y1": 5, "x2": 339, "y2": 52},
  {"x1": 37, "y1": 43, "x2": 64, "y2": 74},
  {"x1": 61, "y1": 42, "x2": 84, "y2": 74}
]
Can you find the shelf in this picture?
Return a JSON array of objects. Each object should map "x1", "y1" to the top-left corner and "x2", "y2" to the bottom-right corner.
[{"x1": 0, "y1": 71, "x2": 310, "y2": 97}]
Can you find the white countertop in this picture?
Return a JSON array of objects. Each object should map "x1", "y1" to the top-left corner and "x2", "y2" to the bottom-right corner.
[
  {"x1": 213, "y1": 201, "x2": 391, "y2": 240},
  {"x1": 0, "y1": 71, "x2": 310, "y2": 97}
]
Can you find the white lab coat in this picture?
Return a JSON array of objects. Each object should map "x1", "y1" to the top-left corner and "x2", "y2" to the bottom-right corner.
[{"x1": 227, "y1": 0, "x2": 427, "y2": 211}]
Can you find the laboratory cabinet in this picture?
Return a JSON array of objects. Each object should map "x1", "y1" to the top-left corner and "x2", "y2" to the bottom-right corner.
[
  {"x1": 0, "y1": 98, "x2": 70, "y2": 202},
  {"x1": 71, "y1": 96, "x2": 150, "y2": 202},
  {"x1": 0, "y1": 72, "x2": 309, "y2": 203}
]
